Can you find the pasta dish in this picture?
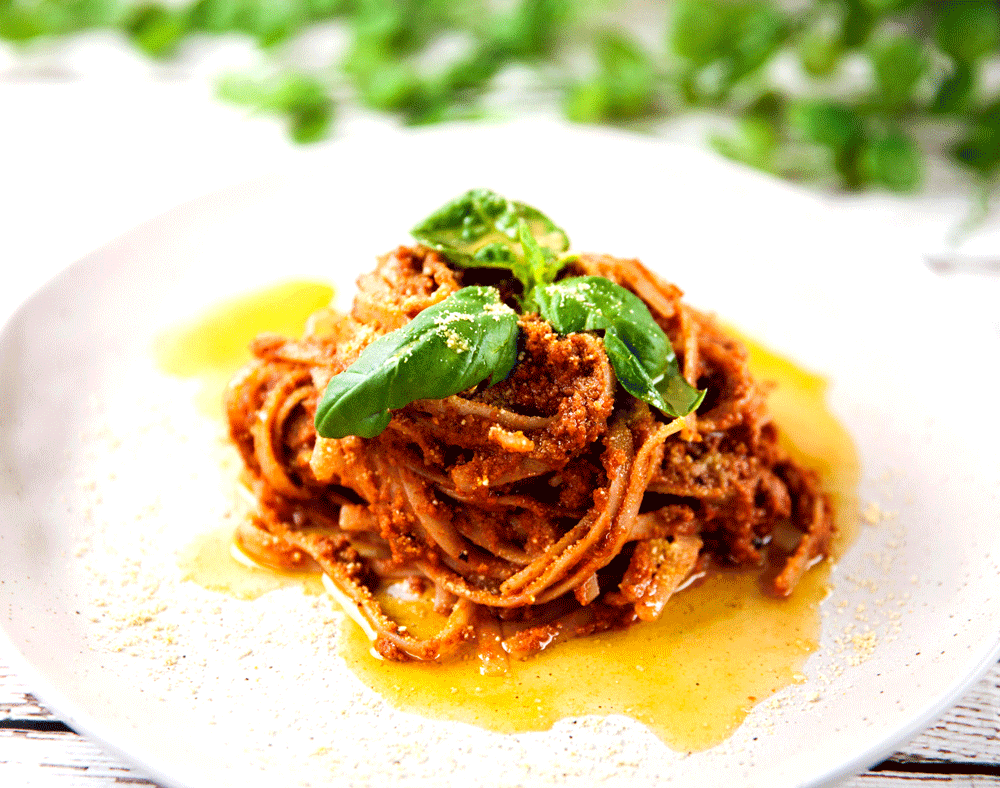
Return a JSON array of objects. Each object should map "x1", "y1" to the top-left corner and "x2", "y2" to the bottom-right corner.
[{"x1": 224, "y1": 190, "x2": 832, "y2": 672}]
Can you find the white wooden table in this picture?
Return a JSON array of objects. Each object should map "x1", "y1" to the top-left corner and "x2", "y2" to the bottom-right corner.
[{"x1": 1, "y1": 76, "x2": 999, "y2": 787}]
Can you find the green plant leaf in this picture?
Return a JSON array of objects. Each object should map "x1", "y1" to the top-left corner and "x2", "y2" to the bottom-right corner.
[
  {"x1": 315, "y1": 286, "x2": 519, "y2": 439},
  {"x1": 799, "y1": 26, "x2": 844, "y2": 77},
  {"x1": 788, "y1": 99, "x2": 863, "y2": 152},
  {"x1": 860, "y1": 130, "x2": 923, "y2": 192},
  {"x1": 238, "y1": 0, "x2": 306, "y2": 47},
  {"x1": 0, "y1": 4, "x2": 46, "y2": 40},
  {"x1": 931, "y1": 60, "x2": 976, "y2": 115},
  {"x1": 934, "y1": 0, "x2": 1000, "y2": 65},
  {"x1": 669, "y1": 0, "x2": 730, "y2": 67},
  {"x1": 564, "y1": 77, "x2": 613, "y2": 123},
  {"x1": 533, "y1": 277, "x2": 666, "y2": 373},
  {"x1": 871, "y1": 33, "x2": 927, "y2": 110},
  {"x1": 411, "y1": 189, "x2": 570, "y2": 294},
  {"x1": 594, "y1": 31, "x2": 657, "y2": 120},
  {"x1": 534, "y1": 276, "x2": 704, "y2": 417},
  {"x1": 124, "y1": 2, "x2": 188, "y2": 57},
  {"x1": 188, "y1": 0, "x2": 240, "y2": 33},
  {"x1": 952, "y1": 100, "x2": 1000, "y2": 179},
  {"x1": 841, "y1": 0, "x2": 876, "y2": 48},
  {"x1": 711, "y1": 112, "x2": 780, "y2": 172},
  {"x1": 489, "y1": 0, "x2": 568, "y2": 58},
  {"x1": 668, "y1": 0, "x2": 786, "y2": 101},
  {"x1": 217, "y1": 71, "x2": 335, "y2": 143},
  {"x1": 727, "y1": 1, "x2": 787, "y2": 82}
]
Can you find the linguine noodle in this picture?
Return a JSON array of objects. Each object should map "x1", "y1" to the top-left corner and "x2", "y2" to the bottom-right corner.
[{"x1": 225, "y1": 246, "x2": 832, "y2": 670}]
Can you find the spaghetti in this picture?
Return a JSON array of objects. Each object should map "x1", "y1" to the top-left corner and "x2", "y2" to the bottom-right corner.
[{"x1": 225, "y1": 242, "x2": 832, "y2": 670}]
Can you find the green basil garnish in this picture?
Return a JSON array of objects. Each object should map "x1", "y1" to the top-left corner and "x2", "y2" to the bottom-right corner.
[
  {"x1": 532, "y1": 276, "x2": 667, "y2": 374},
  {"x1": 411, "y1": 188, "x2": 570, "y2": 296},
  {"x1": 314, "y1": 286, "x2": 519, "y2": 439},
  {"x1": 317, "y1": 191, "x2": 706, "y2": 440},
  {"x1": 534, "y1": 276, "x2": 705, "y2": 418}
]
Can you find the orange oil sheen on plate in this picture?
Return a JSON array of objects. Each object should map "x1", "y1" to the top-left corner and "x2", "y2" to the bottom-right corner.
[{"x1": 160, "y1": 281, "x2": 858, "y2": 752}]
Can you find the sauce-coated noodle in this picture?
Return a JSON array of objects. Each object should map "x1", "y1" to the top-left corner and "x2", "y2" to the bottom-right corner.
[
  {"x1": 168, "y1": 292, "x2": 855, "y2": 749},
  {"x1": 164, "y1": 242, "x2": 854, "y2": 748},
  {"x1": 167, "y1": 274, "x2": 855, "y2": 750}
]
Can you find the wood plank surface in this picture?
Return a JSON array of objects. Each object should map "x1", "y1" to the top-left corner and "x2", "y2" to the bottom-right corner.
[{"x1": 2, "y1": 660, "x2": 998, "y2": 786}]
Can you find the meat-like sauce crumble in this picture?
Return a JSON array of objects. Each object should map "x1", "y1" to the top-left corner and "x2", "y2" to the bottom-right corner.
[{"x1": 225, "y1": 245, "x2": 832, "y2": 668}]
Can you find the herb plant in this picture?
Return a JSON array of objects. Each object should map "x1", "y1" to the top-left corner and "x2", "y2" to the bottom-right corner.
[
  {"x1": 410, "y1": 188, "x2": 571, "y2": 301},
  {"x1": 3, "y1": 1, "x2": 998, "y2": 195}
]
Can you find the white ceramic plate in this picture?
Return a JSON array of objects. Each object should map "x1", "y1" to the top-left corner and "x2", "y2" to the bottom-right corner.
[{"x1": 2, "y1": 122, "x2": 999, "y2": 788}]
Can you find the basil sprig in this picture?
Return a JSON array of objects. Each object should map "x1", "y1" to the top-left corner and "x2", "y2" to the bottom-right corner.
[
  {"x1": 314, "y1": 286, "x2": 519, "y2": 439},
  {"x1": 411, "y1": 188, "x2": 571, "y2": 296},
  {"x1": 317, "y1": 191, "x2": 705, "y2": 439},
  {"x1": 534, "y1": 277, "x2": 705, "y2": 418}
]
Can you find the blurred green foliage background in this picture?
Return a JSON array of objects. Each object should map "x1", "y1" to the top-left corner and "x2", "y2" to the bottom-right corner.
[{"x1": 2, "y1": 0, "x2": 999, "y2": 193}]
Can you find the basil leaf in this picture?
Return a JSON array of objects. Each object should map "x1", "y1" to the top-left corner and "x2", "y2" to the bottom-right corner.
[
  {"x1": 535, "y1": 276, "x2": 705, "y2": 418},
  {"x1": 652, "y1": 358, "x2": 707, "y2": 417},
  {"x1": 533, "y1": 276, "x2": 668, "y2": 374},
  {"x1": 411, "y1": 189, "x2": 570, "y2": 293},
  {"x1": 314, "y1": 286, "x2": 519, "y2": 439},
  {"x1": 517, "y1": 218, "x2": 561, "y2": 294},
  {"x1": 602, "y1": 328, "x2": 681, "y2": 415}
]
